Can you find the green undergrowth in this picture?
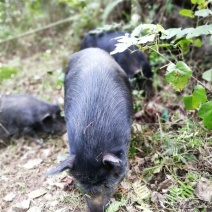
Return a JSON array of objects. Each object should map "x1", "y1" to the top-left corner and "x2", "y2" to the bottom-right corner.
[{"x1": 124, "y1": 121, "x2": 212, "y2": 211}]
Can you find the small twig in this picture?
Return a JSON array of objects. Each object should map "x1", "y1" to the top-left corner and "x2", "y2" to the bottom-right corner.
[
  {"x1": 191, "y1": 75, "x2": 212, "y2": 93},
  {"x1": 0, "y1": 16, "x2": 77, "y2": 44},
  {"x1": 160, "y1": 63, "x2": 170, "y2": 69},
  {"x1": 156, "y1": 113, "x2": 164, "y2": 138},
  {"x1": 148, "y1": 46, "x2": 173, "y2": 64},
  {"x1": 0, "y1": 123, "x2": 10, "y2": 135}
]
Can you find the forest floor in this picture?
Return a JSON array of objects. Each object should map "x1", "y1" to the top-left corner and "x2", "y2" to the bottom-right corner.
[{"x1": 0, "y1": 38, "x2": 211, "y2": 212}]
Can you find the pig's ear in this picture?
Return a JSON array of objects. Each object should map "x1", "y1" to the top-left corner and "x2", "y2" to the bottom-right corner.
[
  {"x1": 42, "y1": 113, "x2": 52, "y2": 123},
  {"x1": 102, "y1": 153, "x2": 122, "y2": 167},
  {"x1": 41, "y1": 113, "x2": 54, "y2": 132},
  {"x1": 46, "y1": 155, "x2": 75, "y2": 176}
]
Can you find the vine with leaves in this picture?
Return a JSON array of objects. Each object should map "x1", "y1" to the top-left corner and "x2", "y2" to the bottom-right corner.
[{"x1": 111, "y1": 0, "x2": 212, "y2": 129}]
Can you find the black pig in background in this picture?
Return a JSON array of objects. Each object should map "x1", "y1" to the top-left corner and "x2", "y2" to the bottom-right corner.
[
  {"x1": 80, "y1": 31, "x2": 154, "y2": 98},
  {"x1": 48, "y1": 48, "x2": 133, "y2": 212},
  {"x1": 0, "y1": 94, "x2": 66, "y2": 140}
]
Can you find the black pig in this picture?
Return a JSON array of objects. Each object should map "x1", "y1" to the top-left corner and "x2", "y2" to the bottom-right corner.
[
  {"x1": 80, "y1": 31, "x2": 154, "y2": 97},
  {"x1": 48, "y1": 48, "x2": 133, "y2": 211},
  {"x1": 0, "y1": 94, "x2": 66, "y2": 140}
]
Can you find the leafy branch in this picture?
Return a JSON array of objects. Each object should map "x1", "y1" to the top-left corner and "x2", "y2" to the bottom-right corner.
[{"x1": 111, "y1": 0, "x2": 212, "y2": 129}]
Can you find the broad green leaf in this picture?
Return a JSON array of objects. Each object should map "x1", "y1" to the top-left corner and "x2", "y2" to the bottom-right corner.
[
  {"x1": 197, "y1": 0, "x2": 206, "y2": 4},
  {"x1": 175, "y1": 39, "x2": 192, "y2": 55},
  {"x1": 137, "y1": 34, "x2": 155, "y2": 44},
  {"x1": 202, "y1": 69, "x2": 212, "y2": 82},
  {"x1": 160, "y1": 28, "x2": 181, "y2": 40},
  {"x1": 110, "y1": 35, "x2": 137, "y2": 54},
  {"x1": 191, "y1": 0, "x2": 198, "y2": 3},
  {"x1": 110, "y1": 42, "x2": 129, "y2": 54},
  {"x1": 176, "y1": 28, "x2": 194, "y2": 38},
  {"x1": 186, "y1": 25, "x2": 212, "y2": 38},
  {"x1": 193, "y1": 38, "x2": 202, "y2": 47},
  {"x1": 165, "y1": 61, "x2": 192, "y2": 91},
  {"x1": 191, "y1": 0, "x2": 206, "y2": 4},
  {"x1": 183, "y1": 85, "x2": 207, "y2": 110},
  {"x1": 176, "y1": 25, "x2": 212, "y2": 39},
  {"x1": 0, "y1": 66, "x2": 18, "y2": 81},
  {"x1": 198, "y1": 101, "x2": 212, "y2": 129},
  {"x1": 132, "y1": 24, "x2": 164, "y2": 37},
  {"x1": 179, "y1": 9, "x2": 194, "y2": 18},
  {"x1": 195, "y1": 9, "x2": 212, "y2": 17}
]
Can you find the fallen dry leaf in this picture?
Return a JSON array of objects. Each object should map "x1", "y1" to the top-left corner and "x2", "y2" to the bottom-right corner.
[
  {"x1": 28, "y1": 189, "x2": 46, "y2": 199},
  {"x1": 126, "y1": 205, "x2": 137, "y2": 212},
  {"x1": 3, "y1": 192, "x2": 16, "y2": 202},
  {"x1": 12, "y1": 198, "x2": 30, "y2": 211},
  {"x1": 60, "y1": 176, "x2": 74, "y2": 191},
  {"x1": 46, "y1": 176, "x2": 65, "y2": 189},
  {"x1": 49, "y1": 200, "x2": 59, "y2": 207},
  {"x1": 151, "y1": 191, "x2": 165, "y2": 203},
  {"x1": 27, "y1": 206, "x2": 42, "y2": 212},
  {"x1": 41, "y1": 149, "x2": 51, "y2": 159},
  {"x1": 23, "y1": 158, "x2": 43, "y2": 169},
  {"x1": 120, "y1": 181, "x2": 131, "y2": 191},
  {"x1": 56, "y1": 207, "x2": 69, "y2": 212},
  {"x1": 157, "y1": 178, "x2": 173, "y2": 191},
  {"x1": 195, "y1": 177, "x2": 212, "y2": 202}
]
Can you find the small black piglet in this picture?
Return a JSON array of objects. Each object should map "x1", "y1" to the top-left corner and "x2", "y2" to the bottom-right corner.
[{"x1": 0, "y1": 94, "x2": 66, "y2": 140}]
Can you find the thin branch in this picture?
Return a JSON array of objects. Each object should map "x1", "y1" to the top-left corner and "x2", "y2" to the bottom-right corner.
[
  {"x1": 148, "y1": 45, "x2": 173, "y2": 64},
  {"x1": 0, "y1": 16, "x2": 76, "y2": 44},
  {"x1": 191, "y1": 75, "x2": 212, "y2": 93}
]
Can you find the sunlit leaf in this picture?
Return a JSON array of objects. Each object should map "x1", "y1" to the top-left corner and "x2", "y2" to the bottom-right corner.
[
  {"x1": 176, "y1": 28, "x2": 194, "y2": 38},
  {"x1": 197, "y1": 0, "x2": 206, "y2": 4},
  {"x1": 3, "y1": 192, "x2": 16, "y2": 202},
  {"x1": 132, "y1": 24, "x2": 164, "y2": 37},
  {"x1": 195, "y1": 9, "x2": 212, "y2": 17},
  {"x1": 202, "y1": 69, "x2": 212, "y2": 82},
  {"x1": 176, "y1": 25, "x2": 212, "y2": 38},
  {"x1": 198, "y1": 101, "x2": 212, "y2": 129},
  {"x1": 179, "y1": 9, "x2": 194, "y2": 18},
  {"x1": 186, "y1": 25, "x2": 212, "y2": 38},
  {"x1": 192, "y1": 0, "x2": 206, "y2": 4},
  {"x1": 23, "y1": 159, "x2": 43, "y2": 169},
  {"x1": 160, "y1": 28, "x2": 181, "y2": 39},
  {"x1": 12, "y1": 199, "x2": 31, "y2": 211},
  {"x1": 191, "y1": 0, "x2": 197, "y2": 4},
  {"x1": 110, "y1": 35, "x2": 137, "y2": 54},
  {"x1": 137, "y1": 34, "x2": 155, "y2": 44},
  {"x1": 183, "y1": 85, "x2": 207, "y2": 110},
  {"x1": 28, "y1": 189, "x2": 46, "y2": 199},
  {"x1": 165, "y1": 61, "x2": 192, "y2": 91},
  {"x1": 176, "y1": 39, "x2": 192, "y2": 55},
  {"x1": 193, "y1": 38, "x2": 202, "y2": 47}
]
